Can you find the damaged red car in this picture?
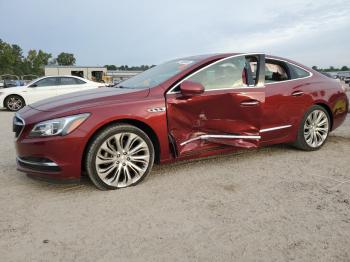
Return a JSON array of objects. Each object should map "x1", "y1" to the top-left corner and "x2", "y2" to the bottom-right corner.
[{"x1": 14, "y1": 53, "x2": 348, "y2": 190}]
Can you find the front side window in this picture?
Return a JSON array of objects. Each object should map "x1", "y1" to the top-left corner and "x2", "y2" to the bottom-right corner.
[
  {"x1": 187, "y1": 56, "x2": 247, "y2": 90},
  {"x1": 265, "y1": 62, "x2": 289, "y2": 83},
  {"x1": 289, "y1": 64, "x2": 310, "y2": 79},
  {"x1": 34, "y1": 77, "x2": 58, "y2": 87}
]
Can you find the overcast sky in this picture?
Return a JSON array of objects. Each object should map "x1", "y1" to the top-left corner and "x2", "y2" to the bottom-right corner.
[{"x1": 0, "y1": 0, "x2": 349, "y2": 67}]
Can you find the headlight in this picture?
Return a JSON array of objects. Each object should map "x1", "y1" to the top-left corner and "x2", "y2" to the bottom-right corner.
[{"x1": 29, "y1": 113, "x2": 90, "y2": 137}]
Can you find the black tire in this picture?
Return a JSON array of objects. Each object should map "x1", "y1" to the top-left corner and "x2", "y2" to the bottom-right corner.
[
  {"x1": 5, "y1": 95, "x2": 25, "y2": 111},
  {"x1": 293, "y1": 105, "x2": 330, "y2": 151},
  {"x1": 85, "y1": 124, "x2": 155, "y2": 190}
]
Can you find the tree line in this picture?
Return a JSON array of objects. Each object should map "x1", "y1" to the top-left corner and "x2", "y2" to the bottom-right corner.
[
  {"x1": 312, "y1": 65, "x2": 350, "y2": 72},
  {"x1": 3, "y1": 38, "x2": 349, "y2": 79},
  {"x1": 0, "y1": 39, "x2": 76, "y2": 77},
  {"x1": 104, "y1": 64, "x2": 156, "y2": 71},
  {"x1": 0, "y1": 39, "x2": 154, "y2": 79}
]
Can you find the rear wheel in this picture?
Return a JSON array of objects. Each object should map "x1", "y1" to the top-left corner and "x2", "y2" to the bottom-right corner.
[
  {"x1": 5, "y1": 95, "x2": 25, "y2": 111},
  {"x1": 294, "y1": 105, "x2": 330, "y2": 151},
  {"x1": 85, "y1": 124, "x2": 155, "y2": 190}
]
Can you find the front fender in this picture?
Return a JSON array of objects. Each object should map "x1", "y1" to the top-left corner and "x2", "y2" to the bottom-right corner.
[{"x1": 79, "y1": 97, "x2": 172, "y2": 164}]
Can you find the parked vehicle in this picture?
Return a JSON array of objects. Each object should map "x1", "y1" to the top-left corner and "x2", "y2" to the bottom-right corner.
[
  {"x1": 0, "y1": 75, "x2": 105, "y2": 111},
  {"x1": 0, "y1": 79, "x2": 26, "y2": 88},
  {"x1": 13, "y1": 53, "x2": 348, "y2": 190},
  {"x1": 3, "y1": 80, "x2": 18, "y2": 88},
  {"x1": 337, "y1": 72, "x2": 350, "y2": 81},
  {"x1": 320, "y1": 72, "x2": 336, "y2": 79},
  {"x1": 344, "y1": 76, "x2": 350, "y2": 84}
]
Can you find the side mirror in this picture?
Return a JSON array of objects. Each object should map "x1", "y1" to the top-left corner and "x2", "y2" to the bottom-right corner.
[{"x1": 180, "y1": 80, "x2": 204, "y2": 97}]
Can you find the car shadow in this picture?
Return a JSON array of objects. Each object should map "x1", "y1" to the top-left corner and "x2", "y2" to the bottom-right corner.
[{"x1": 20, "y1": 143, "x2": 293, "y2": 192}]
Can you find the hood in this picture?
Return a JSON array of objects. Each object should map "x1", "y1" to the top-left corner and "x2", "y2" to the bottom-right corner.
[{"x1": 29, "y1": 87, "x2": 150, "y2": 112}]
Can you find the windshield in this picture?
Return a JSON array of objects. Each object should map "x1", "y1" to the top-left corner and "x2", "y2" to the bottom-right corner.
[
  {"x1": 26, "y1": 77, "x2": 43, "y2": 86},
  {"x1": 115, "y1": 58, "x2": 203, "y2": 89}
]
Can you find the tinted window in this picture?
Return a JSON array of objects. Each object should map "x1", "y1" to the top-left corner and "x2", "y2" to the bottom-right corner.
[
  {"x1": 187, "y1": 56, "x2": 247, "y2": 90},
  {"x1": 60, "y1": 77, "x2": 79, "y2": 85},
  {"x1": 34, "y1": 77, "x2": 58, "y2": 87},
  {"x1": 289, "y1": 64, "x2": 310, "y2": 79},
  {"x1": 265, "y1": 62, "x2": 289, "y2": 83}
]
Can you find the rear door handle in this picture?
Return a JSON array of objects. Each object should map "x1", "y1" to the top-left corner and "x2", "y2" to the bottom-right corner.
[
  {"x1": 291, "y1": 91, "x2": 304, "y2": 97},
  {"x1": 240, "y1": 100, "x2": 260, "y2": 106}
]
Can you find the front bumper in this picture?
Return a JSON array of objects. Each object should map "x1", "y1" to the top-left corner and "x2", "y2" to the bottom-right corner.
[
  {"x1": 16, "y1": 156, "x2": 61, "y2": 172},
  {"x1": 15, "y1": 128, "x2": 88, "y2": 182},
  {"x1": 0, "y1": 95, "x2": 5, "y2": 108}
]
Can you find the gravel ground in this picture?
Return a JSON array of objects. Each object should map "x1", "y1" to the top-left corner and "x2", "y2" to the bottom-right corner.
[{"x1": 0, "y1": 108, "x2": 349, "y2": 262}]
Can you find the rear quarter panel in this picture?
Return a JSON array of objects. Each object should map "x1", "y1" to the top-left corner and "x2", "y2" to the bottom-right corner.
[
  {"x1": 261, "y1": 72, "x2": 348, "y2": 146},
  {"x1": 305, "y1": 74, "x2": 348, "y2": 131}
]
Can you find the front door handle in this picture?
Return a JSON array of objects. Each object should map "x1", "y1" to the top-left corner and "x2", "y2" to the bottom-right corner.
[
  {"x1": 291, "y1": 91, "x2": 304, "y2": 97},
  {"x1": 240, "y1": 100, "x2": 260, "y2": 106}
]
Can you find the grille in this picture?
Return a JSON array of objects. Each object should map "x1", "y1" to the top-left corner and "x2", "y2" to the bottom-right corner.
[{"x1": 13, "y1": 114, "x2": 25, "y2": 138}]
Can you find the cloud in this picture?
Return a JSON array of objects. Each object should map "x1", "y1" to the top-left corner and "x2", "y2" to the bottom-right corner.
[
  {"x1": 216, "y1": 0, "x2": 350, "y2": 65},
  {"x1": 0, "y1": 0, "x2": 349, "y2": 67}
]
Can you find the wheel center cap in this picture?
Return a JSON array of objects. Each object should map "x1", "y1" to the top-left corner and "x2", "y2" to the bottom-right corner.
[{"x1": 118, "y1": 154, "x2": 129, "y2": 163}]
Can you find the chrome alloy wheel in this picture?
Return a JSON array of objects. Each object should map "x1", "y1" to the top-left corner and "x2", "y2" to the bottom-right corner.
[
  {"x1": 7, "y1": 97, "x2": 23, "y2": 111},
  {"x1": 304, "y1": 109, "x2": 329, "y2": 148},
  {"x1": 95, "y1": 132, "x2": 150, "y2": 188}
]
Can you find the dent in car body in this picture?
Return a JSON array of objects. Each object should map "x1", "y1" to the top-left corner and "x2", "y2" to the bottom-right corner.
[{"x1": 14, "y1": 53, "x2": 349, "y2": 181}]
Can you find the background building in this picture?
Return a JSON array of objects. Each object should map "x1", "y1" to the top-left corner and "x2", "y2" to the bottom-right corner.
[
  {"x1": 45, "y1": 66, "x2": 142, "y2": 84},
  {"x1": 106, "y1": 70, "x2": 142, "y2": 84},
  {"x1": 45, "y1": 66, "x2": 107, "y2": 82}
]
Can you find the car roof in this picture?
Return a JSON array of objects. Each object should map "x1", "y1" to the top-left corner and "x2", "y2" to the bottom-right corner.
[
  {"x1": 33, "y1": 75, "x2": 89, "y2": 82},
  {"x1": 178, "y1": 53, "x2": 307, "y2": 68}
]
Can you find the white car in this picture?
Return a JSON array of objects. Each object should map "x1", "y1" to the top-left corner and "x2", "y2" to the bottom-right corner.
[{"x1": 0, "y1": 76, "x2": 105, "y2": 111}]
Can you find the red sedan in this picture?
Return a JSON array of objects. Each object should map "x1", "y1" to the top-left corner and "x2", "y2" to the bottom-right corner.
[{"x1": 13, "y1": 53, "x2": 348, "y2": 190}]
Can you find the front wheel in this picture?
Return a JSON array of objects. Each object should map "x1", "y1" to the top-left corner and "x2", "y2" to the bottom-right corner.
[
  {"x1": 85, "y1": 124, "x2": 155, "y2": 190},
  {"x1": 293, "y1": 105, "x2": 330, "y2": 151},
  {"x1": 5, "y1": 95, "x2": 25, "y2": 111}
]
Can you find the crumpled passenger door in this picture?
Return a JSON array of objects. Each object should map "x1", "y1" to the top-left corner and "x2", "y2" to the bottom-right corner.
[{"x1": 166, "y1": 54, "x2": 265, "y2": 157}]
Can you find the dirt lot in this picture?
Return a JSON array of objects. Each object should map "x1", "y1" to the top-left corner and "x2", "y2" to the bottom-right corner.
[{"x1": 0, "y1": 109, "x2": 349, "y2": 262}]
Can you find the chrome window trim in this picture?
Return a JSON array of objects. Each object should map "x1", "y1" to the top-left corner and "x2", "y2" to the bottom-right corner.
[
  {"x1": 167, "y1": 53, "x2": 263, "y2": 94},
  {"x1": 260, "y1": 125, "x2": 292, "y2": 133},
  {"x1": 264, "y1": 57, "x2": 313, "y2": 86},
  {"x1": 180, "y1": 134, "x2": 261, "y2": 146},
  {"x1": 16, "y1": 157, "x2": 59, "y2": 167},
  {"x1": 198, "y1": 86, "x2": 264, "y2": 92}
]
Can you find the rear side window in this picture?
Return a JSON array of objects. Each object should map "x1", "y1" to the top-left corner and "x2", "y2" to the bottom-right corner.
[
  {"x1": 265, "y1": 61, "x2": 289, "y2": 83},
  {"x1": 289, "y1": 64, "x2": 311, "y2": 79},
  {"x1": 74, "y1": 78, "x2": 86, "y2": 84},
  {"x1": 59, "y1": 77, "x2": 84, "y2": 85}
]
